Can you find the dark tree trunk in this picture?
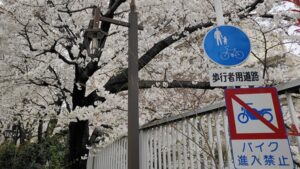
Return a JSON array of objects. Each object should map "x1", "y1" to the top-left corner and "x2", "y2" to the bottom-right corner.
[
  {"x1": 45, "y1": 118, "x2": 58, "y2": 138},
  {"x1": 67, "y1": 2, "x2": 128, "y2": 169},
  {"x1": 18, "y1": 122, "x2": 26, "y2": 145},
  {"x1": 38, "y1": 119, "x2": 43, "y2": 143},
  {"x1": 69, "y1": 120, "x2": 89, "y2": 169},
  {"x1": 69, "y1": 66, "x2": 90, "y2": 169}
]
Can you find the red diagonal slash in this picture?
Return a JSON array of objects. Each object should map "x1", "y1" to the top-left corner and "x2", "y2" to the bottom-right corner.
[{"x1": 231, "y1": 94, "x2": 280, "y2": 133}]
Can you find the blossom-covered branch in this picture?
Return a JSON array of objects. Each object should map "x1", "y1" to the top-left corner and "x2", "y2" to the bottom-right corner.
[{"x1": 104, "y1": 0, "x2": 270, "y2": 94}]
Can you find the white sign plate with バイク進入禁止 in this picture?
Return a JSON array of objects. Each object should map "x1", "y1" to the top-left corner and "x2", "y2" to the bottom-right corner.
[
  {"x1": 209, "y1": 68, "x2": 263, "y2": 87},
  {"x1": 225, "y1": 87, "x2": 294, "y2": 169}
]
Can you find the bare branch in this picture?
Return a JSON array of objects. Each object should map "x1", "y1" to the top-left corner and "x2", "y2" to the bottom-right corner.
[
  {"x1": 38, "y1": 23, "x2": 49, "y2": 36},
  {"x1": 58, "y1": 6, "x2": 96, "y2": 14},
  {"x1": 20, "y1": 23, "x2": 38, "y2": 51},
  {"x1": 251, "y1": 51, "x2": 264, "y2": 65},
  {"x1": 29, "y1": 99, "x2": 46, "y2": 109},
  {"x1": 28, "y1": 78, "x2": 71, "y2": 94},
  {"x1": 35, "y1": 38, "x2": 77, "y2": 65}
]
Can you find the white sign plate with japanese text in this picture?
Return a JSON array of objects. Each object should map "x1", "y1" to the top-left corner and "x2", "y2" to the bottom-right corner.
[
  {"x1": 209, "y1": 68, "x2": 263, "y2": 87},
  {"x1": 232, "y1": 139, "x2": 293, "y2": 169},
  {"x1": 225, "y1": 88, "x2": 294, "y2": 169}
]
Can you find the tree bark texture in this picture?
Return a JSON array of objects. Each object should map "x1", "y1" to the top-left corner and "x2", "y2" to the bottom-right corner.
[{"x1": 69, "y1": 120, "x2": 89, "y2": 169}]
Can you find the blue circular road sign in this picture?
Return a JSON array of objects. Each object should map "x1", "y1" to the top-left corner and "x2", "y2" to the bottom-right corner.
[{"x1": 203, "y1": 25, "x2": 251, "y2": 67}]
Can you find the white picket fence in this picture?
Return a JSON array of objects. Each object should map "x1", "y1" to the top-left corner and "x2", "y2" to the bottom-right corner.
[{"x1": 87, "y1": 79, "x2": 300, "y2": 169}]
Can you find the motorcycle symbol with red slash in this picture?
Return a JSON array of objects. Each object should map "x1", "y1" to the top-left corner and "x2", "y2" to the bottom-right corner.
[{"x1": 237, "y1": 103, "x2": 273, "y2": 124}]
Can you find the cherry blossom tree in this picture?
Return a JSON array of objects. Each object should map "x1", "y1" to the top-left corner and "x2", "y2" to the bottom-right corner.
[{"x1": 0, "y1": 0, "x2": 298, "y2": 168}]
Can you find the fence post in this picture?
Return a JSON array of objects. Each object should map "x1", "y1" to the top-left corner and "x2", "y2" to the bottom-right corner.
[
  {"x1": 286, "y1": 92, "x2": 300, "y2": 153},
  {"x1": 216, "y1": 113, "x2": 224, "y2": 169},
  {"x1": 223, "y1": 111, "x2": 233, "y2": 169}
]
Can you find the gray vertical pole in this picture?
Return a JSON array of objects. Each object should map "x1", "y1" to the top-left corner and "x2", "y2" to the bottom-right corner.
[
  {"x1": 213, "y1": 0, "x2": 225, "y2": 25},
  {"x1": 92, "y1": 156, "x2": 95, "y2": 169},
  {"x1": 128, "y1": 0, "x2": 139, "y2": 169}
]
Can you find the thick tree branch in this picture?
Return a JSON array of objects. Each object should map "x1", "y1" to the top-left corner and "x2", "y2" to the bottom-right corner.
[
  {"x1": 61, "y1": 44, "x2": 76, "y2": 60},
  {"x1": 142, "y1": 80, "x2": 214, "y2": 91},
  {"x1": 108, "y1": 80, "x2": 214, "y2": 93},
  {"x1": 244, "y1": 0, "x2": 264, "y2": 14},
  {"x1": 105, "y1": 0, "x2": 126, "y2": 16},
  {"x1": 56, "y1": 51, "x2": 77, "y2": 65},
  {"x1": 84, "y1": 90, "x2": 106, "y2": 106},
  {"x1": 104, "y1": 21, "x2": 213, "y2": 93}
]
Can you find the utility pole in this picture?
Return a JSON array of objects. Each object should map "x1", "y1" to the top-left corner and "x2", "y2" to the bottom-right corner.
[
  {"x1": 128, "y1": 0, "x2": 140, "y2": 169},
  {"x1": 84, "y1": 1, "x2": 141, "y2": 168}
]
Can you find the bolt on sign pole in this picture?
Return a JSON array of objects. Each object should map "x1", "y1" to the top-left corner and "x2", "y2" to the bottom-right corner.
[{"x1": 128, "y1": 0, "x2": 139, "y2": 169}]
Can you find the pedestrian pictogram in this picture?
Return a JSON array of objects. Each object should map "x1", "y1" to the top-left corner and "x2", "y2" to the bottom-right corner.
[
  {"x1": 214, "y1": 28, "x2": 227, "y2": 46},
  {"x1": 202, "y1": 25, "x2": 251, "y2": 67},
  {"x1": 225, "y1": 87, "x2": 294, "y2": 169}
]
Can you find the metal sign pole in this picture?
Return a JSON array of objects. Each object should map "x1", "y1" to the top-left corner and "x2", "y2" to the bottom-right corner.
[
  {"x1": 128, "y1": 0, "x2": 139, "y2": 169},
  {"x1": 212, "y1": 1, "x2": 234, "y2": 168},
  {"x1": 214, "y1": 0, "x2": 225, "y2": 25}
]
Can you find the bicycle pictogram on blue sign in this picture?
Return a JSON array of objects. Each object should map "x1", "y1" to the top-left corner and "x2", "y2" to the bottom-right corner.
[{"x1": 221, "y1": 46, "x2": 244, "y2": 60}]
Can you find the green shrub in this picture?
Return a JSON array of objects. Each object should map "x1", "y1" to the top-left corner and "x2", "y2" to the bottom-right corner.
[
  {"x1": 0, "y1": 136, "x2": 67, "y2": 169},
  {"x1": 0, "y1": 142, "x2": 16, "y2": 169}
]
